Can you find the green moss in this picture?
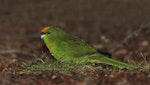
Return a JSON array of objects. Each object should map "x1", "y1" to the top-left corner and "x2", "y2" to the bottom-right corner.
[
  {"x1": 20, "y1": 60, "x2": 103, "y2": 75},
  {"x1": 20, "y1": 57, "x2": 150, "y2": 76}
]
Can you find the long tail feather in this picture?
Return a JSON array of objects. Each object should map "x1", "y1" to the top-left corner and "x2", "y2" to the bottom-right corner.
[{"x1": 86, "y1": 53, "x2": 139, "y2": 70}]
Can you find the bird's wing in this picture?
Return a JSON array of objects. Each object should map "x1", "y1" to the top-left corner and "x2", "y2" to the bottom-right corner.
[{"x1": 58, "y1": 35, "x2": 97, "y2": 57}]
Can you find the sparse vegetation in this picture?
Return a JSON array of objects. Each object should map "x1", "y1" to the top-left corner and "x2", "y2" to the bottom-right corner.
[
  {"x1": 20, "y1": 57, "x2": 150, "y2": 75},
  {"x1": 0, "y1": 0, "x2": 150, "y2": 85}
]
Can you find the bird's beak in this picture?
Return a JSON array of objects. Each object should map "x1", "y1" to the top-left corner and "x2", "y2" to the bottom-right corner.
[
  {"x1": 41, "y1": 34, "x2": 45, "y2": 39},
  {"x1": 41, "y1": 27, "x2": 49, "y2": 39},
  {"x1": 41, "y1": 31, "x2": 46, "y2": 39}
]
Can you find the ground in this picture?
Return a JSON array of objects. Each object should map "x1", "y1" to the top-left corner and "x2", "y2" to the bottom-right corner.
[{"x1": 0, "y1": 0, "x2": 150, "y2": 85}]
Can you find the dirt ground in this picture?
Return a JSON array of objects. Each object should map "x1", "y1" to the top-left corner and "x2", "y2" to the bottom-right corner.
[{"x1": 0, "y1": 0, "x2": 150, "y2": 85}]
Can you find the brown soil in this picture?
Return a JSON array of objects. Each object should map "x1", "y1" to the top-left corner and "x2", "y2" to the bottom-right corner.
[{"x1": 0, "y1": 0, "x2": 150, "y2": 85}]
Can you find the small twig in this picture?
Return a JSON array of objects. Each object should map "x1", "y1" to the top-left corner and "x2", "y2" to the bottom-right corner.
[
  {"x1": 111, "y1": 23, "x2": 150, "y2": 53},
  {"x1": 0, "y1": 49, "x2": 35, "y2": 57},
  {"x1": 0, "y1": 34, "x2": 39, "y2": 40}
]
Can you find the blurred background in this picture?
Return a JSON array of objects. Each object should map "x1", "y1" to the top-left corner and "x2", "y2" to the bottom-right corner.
[
  {"x1": 0, "y1": 0, "x2": 150, "y2": 64},
  {"x1": 0, "y1": 0, "x2": 150, "y2": 85}
]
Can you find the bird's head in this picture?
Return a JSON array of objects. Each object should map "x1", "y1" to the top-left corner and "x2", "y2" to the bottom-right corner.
[{"x1": 41, "y1": 26, "x2": 65, "y2": 39}]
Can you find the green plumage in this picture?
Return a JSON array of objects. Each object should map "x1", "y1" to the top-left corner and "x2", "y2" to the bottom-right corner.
[{"x1": 41, "y1": 26, "x2": 140, "y2": 70}]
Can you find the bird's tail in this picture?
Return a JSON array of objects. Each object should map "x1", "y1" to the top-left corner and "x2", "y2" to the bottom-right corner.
[{"x1": 85, "y1": 53, "x2": 140, "y2": 70}]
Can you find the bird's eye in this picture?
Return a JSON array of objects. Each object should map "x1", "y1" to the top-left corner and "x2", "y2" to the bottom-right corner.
[{"x1": 47, "y1": 32, "x2": 51, "y2": 34}]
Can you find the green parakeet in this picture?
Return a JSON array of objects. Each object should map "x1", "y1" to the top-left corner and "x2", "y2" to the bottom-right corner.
[{"x1": 41, "y1": 26, "x2": 140, "y2": 70}]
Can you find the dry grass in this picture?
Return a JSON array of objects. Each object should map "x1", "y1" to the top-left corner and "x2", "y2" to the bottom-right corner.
[{"x1": 0, "y1": 0, "x2": 150, "y2": 85}]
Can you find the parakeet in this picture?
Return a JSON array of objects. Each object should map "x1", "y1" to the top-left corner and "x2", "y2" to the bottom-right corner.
[{"x1": 41, "y1": 26, "x2": 140, "y2": 70}]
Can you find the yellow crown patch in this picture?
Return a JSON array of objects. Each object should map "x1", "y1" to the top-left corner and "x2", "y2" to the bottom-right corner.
[{"x1": 41, "y1": 27, "x2": 49, "y2": 33}]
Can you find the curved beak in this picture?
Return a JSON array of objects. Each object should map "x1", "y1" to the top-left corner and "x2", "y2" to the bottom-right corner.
[
  {"x1": 41, "y1": 27, "x2": 49, "y2": 39},
  {"x1": 41, "y1": 34, "x2": 45, "y2": 39},
  {"x1": 41, "y1": 31, "x2": 46, "y2": 39}
]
